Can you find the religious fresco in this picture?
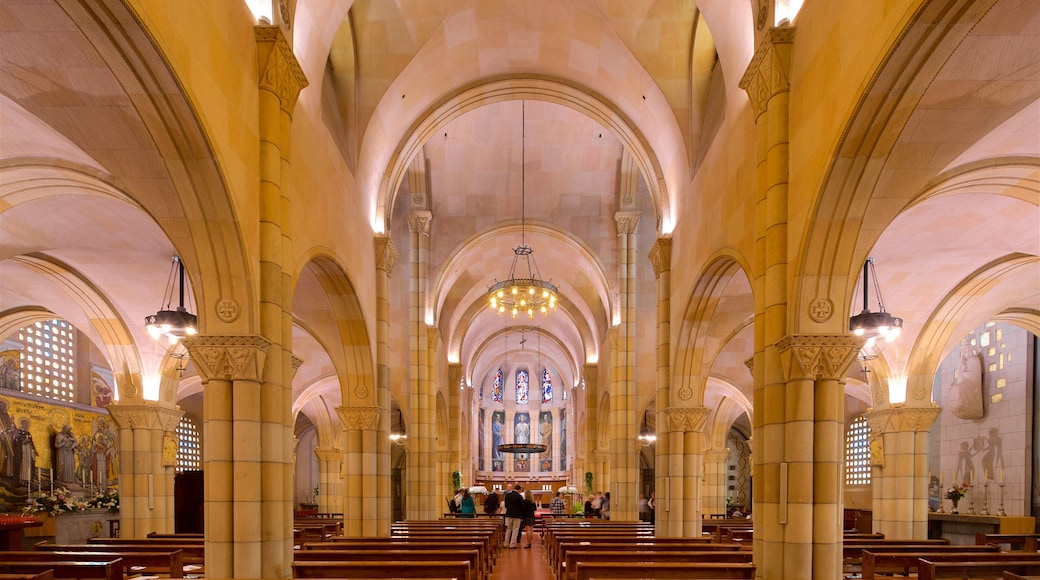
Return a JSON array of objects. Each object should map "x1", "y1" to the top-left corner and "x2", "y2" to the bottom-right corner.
[
  {"x1": 559, "y1": 409, "x2": 567, "y2": 471},
  {"x1": 513, "y1": 411, "x2": 531, "y2": 472},
  {"x1": 539, "y1": 411, "x2": 553, "y2": 471},
  {"x1": 0, "y1": 350, "x2": 19, "y2": 392},
  {"x1": 490, "y1": 411, "x2": 504, "y2": 472},
  {"x1": 541, "y1": 368, "x2": 552, "y2": 403},
  {"x1": 515, "y1": 370, "x2": 529, "y2": 404},
  {"x1": 491, "y1": 369, "x2": 502, "y2": 403},
  {"x1": 0, "y1": 394, "x2": 117, "y2": 512},
  {"x1": 477, "y1": 408, "x2": 485, "y2": 472}
]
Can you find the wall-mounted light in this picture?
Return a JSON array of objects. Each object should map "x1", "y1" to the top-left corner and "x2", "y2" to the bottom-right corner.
[{"x1": 887, "y1": 375, "x2": 908, "y2": 406}]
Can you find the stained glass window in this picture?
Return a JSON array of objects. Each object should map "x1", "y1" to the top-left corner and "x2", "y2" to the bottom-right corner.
[
  {"x1": 516, "y1": 370, "x2": 529, "y2": 404},
  {"x1": 492, "y1": 368, "x2": 503, "y2": 403},
  {"x1": 541, "y1": 368, "x2": 553, "y2": 403}
]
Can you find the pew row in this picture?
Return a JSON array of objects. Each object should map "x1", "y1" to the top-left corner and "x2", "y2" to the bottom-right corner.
[
  {"x1": 292, "y1": 559, "x2": 471, "y2": 579},
  {"x1": 574, "y1": 561, "x2": 756, "y2": 580}
]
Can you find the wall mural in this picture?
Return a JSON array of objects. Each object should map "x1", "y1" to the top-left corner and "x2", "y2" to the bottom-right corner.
[
  {"x1": 478, "y1": 408, "x2": 485, "y2": 472},
  {"x1": 0, "y1": 394, "x2": 117, "y2": 512},
  {"x1": 516, "y1": 370, "x2": 529, "y2": 405},
  {"x1": 514, "y1": 412, "x2": 530, "y2": 472},
  {"x1": 539, "y1": 411, "x2": 553, "y2": 471},
  {"x1": 559, "y1": 409, "x2": 567, "y2": 471},
  {"x1": 491, "y1": 410, "x2": 504, "y2": 472}
]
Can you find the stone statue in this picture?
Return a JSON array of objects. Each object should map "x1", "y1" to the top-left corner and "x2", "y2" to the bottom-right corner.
[
  {"x1": 54, "y1": 424, "x2": 78, "y2": 483},
  {"x1": 949, "y1": 341, "x2": 983, "y2": 419}
]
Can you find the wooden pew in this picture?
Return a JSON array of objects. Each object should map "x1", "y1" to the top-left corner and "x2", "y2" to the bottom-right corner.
[
  {"x1": 0, "y1": 560, "x2": 122, "y2": 580},
  {"x1": 564, "y1": 550, "x2": 751, "y2": 580},
  {"x1": 1004, "y1": 573, "x2": 1040, "y2": 580},
  {"x1": 544, "y1": 529, "x2": 659, "y2": 567},
  {"x1": 67, "y1": 540, "x2": 205, "y2": 565},
  {"x1": 0, "y1": 573, "x2": 55, "y2": 580},
  {"x1": 574, "y1": 561, "x2": 756, "y2": 579},
  {"x1": 862, "y1": 547, "x2": 1026, "y2": 579},
  {"x1": 294, "y1": 548, "x2": 483, "y2": 580},
  {"x1": 919, "y1": 559, "x2": 1040, "y2": 580},
  {"x1": 844, "y1": 532, "x2": 885, "y2": 540},
  {"x1": 554, "y1": 541, "x2": 736, "y2": 579},
  {"x1": 29, "y1": 545, "x2": 186, "y2": 577},
  {"x1": 307, "y1": 540, "x2": 490, "y2": 576},
  {"x1": 977, "y1": 533, "x2": 1040, "y2": 552},
  {"x1": 292, "y1": 559, "x2": 471, "y2": 579},
  {"x1": 147, "y1": 532, "x2": 203, "y2": 539}
]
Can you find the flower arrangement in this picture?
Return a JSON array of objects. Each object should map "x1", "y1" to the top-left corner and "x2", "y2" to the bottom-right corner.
[
  {"x1": 944, "y1": 484, "x2": 969, "y2": 502},
  {"x1": 87, "y1": 488, "x2": 120, "y2": 512},
  {"x1": 22, "y1": 487, "x2": 87, "y2": 516}
]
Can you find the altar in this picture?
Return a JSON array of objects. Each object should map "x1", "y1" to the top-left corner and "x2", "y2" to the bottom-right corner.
[
  {"x1": 24, "y1": 510, "x2": 119, "y2": 545},
  {"x1": 928, "y1": 513, "x2": 1035, "y2": 545}
]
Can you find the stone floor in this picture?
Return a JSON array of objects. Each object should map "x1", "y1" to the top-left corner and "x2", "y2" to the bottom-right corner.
[{"x1": 492, "y1": 530, "x2": 550, "y2": 580}]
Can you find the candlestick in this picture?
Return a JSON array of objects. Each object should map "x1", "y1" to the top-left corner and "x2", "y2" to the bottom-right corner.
[
  {"x1": 998, "y1": 482, "x2": 1007, "y2": 516},
  {"x1": 968, "y1": 484, "x2": 976, "y2": 515},
  {"x1": 999, "y1": 467, "x2": 1004, "y2": 485},
  {"x1": 981, "y1": 481, "x2": 989, "y2": 515}
]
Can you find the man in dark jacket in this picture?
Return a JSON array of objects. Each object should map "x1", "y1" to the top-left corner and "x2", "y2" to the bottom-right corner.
[{"x1": 504, "y1": 484, "x2": 524, "y2": 548}]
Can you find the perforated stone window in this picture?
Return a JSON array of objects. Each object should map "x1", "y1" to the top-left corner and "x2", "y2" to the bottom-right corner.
[
  {"x1": 845, "y1": 415, "x2": 871, "y2": 486},
  {"x1": 176, "y1": 416, "x2": 201, "y2": 471},
  {"x1": 19, "y1": 319, "x2": 75, "y2": 403}
]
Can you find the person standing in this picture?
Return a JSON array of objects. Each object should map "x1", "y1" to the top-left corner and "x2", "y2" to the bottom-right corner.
[
  {"x1": 484, "y1": 489, "x2": 501, "y2": 514},
  {"x1": 600, "y1": 491, "x2": 611, "y2": 520},
  {"x1": 648, "y1": 493, "x2": 656, "y2": 524},
  {"x1": 460, "y1": 489, "x2": 476, "y2": 518},
  {"x1": 504, "y1": 484, "x2": 524, "y2": 548},
  {"x1": 521, "y1": 490, "x2": 537, "y2": 548},
  {"x1": 550, "y1": 491, "x2": 566, "y2": 515}
]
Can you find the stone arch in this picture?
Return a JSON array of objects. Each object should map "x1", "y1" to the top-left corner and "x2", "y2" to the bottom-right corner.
[
  {"x1": 291, "y1": 252, "x2": 376, "y2": 408},
  {"x1": 377, "y1": 77, "x2": 670, "y2": 236},
  {"x1": 435, "y1": 391, "x2": 449, "y2": 450},
  {"x1": 673, "y1": 252, "x2": 755, "y2": 406}
]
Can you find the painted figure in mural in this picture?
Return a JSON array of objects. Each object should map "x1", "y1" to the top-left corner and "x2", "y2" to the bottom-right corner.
[
  {"x1": 491, "y1": 412, "x2": 504, "y2": 460},
  {"x1": 980, "y1": 427, "x2": 1004, "y2": 481},
  {"x1": 13, "y1": 417, "x2": 37, "y2": 483},
  {"x1": 478, "y1": 408, "x2": 485, "y2": 471},
  {"x1": 515, "y1": 413, "x2": 530, "y2": 444},
  {"x1": 956, "y1": 440, "x2": 977, "y2": 486},
  {"x1": 76, "y1": 434, "x2": 92, "y2": 484},
  {"x1": 0, "y1": 355, "x2": 19, "y2": 391},
  {"x1": 539, "y1": 412, "x2": 553, "y2": 471},
  {"x1": 541, "y1": 369, "x2": 552, "y2": 403},
  {"x1": 516, "y1": 370, "x2": 529, "y2": 404},
  {"x1": 92, "y1": 417, "x2": 117, "y2": 486},
  {"x1": 559, "y1": 410, "x2": 567, "y2": 471},
  {"x1": 0, "y1": 399, "x2": 15, "y2": 478},
  {"x1": 54, "y1": 424, "x2": 78, "y2": 483}
]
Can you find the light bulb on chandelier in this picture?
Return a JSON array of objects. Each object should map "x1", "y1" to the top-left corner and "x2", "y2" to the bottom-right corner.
[{"x1": 487, "y1": 101, "x2": 559, "y2": 320}]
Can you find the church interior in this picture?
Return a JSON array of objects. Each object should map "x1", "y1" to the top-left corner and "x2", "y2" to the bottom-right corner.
[{"x1": 0, "y1": 0, "x2": 1037, "y2": 578}]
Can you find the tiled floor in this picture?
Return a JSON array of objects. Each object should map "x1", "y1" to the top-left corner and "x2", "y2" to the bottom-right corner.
[{"x1": 491, "y1": 531, "x2": 551, "y2": 580}]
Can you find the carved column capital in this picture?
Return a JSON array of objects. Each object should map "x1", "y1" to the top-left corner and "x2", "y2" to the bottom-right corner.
[
  {"x1": 704, "y1": 448, "x2": 731, "y2": 464},
  {"x1": 863, "y1": 405, "x2": 942, "y2": 434},
  {"x1": 648, "y1": 237, "x2": 672, "y2": 277},
  {"x1": 660, "y1": 406, "x2": 711, "y2": 433},
  {"x1": 184, "y1": 335, "x2": 271, "y2": 382},
  {"x1": 314, "y1": 447, "x2": 342, "y2": 463},
  {"x1": 255, "y1": 25, "x2": 308, "y2": 114},
  {"x1": 336, "y1": 406, "x2": 382, "y2": 431},
  {"x1": 743, "y1": 356, "x2": 755, "y2": 373},
  {"x1": 374, "y1": 236, "x2": 398, "y2": 273},
  {"x1": 776, "y1": 334, "x2": 863, "y2": 381},
  {"x1": 107, "y1": 404, "x2": 184, "y2": 431},
  {"x1": 593, "y1": 451, "x2": 612, "y2": 464},
  {"x1": 615, "y1": 211, "x2": 641, "y2": 235},
  {"x1": 406, "y1": 210, "x2": 433, "y2": 235},
  {"x1": 739, "y1": 26, "x2": 796, "y2": 120}
]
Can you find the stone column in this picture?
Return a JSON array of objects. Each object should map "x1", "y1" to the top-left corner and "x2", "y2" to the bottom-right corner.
[
  {"x1": 610, "y1": 212, "x2": 641, "y2": 521},
  {"x1": 107, "y1": 404, "x2": 183, "y2": 538},
  {"x1": 703, "y1": 448, "x2": 731, "y2": 518},
  {"x1": 657, "y1": 406, "x2": 710, "y2": 537},
  {"x1": 592, "y1": 451, "x2": 612, "y2": 495},
  {"x1": 573, "y1": 365, "x2": 596, "y2": 496},
  {"x1": 185, "y1": 335, "x2": 270, "y2": 578},
  {"x1": 448, "y1": 364, "x2": 463, "y2": 487},
  {"x1": 336, "y1": 406, "x2": 380, "y2": 534},
  {"x1": 770, "y1": 336, "x2": 861, "y2": 579},
  {"x1": 864, "y1": 405, "x2": 941, "y2": 539},
  {"x1": 256, "y1": 25, "x2": 307, "y2": 577},
  {"x1": 406, "y1": 211, "x2": 436, "y2": 519},
  {"x1": 648, "y1": 237, "x2": 672, "y2": 533},
  {"x1": 740, "y1": 25, "x2": 794, "y2": 580},
  {"x1": 374, "y1": 236, "x2": 397, "y2": 535},
  {"x1": 314, "y1": 447, "x2": 343, "y2": 516}
]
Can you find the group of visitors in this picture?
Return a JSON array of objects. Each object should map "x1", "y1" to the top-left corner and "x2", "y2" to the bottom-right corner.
[{"x1": 582, "y1": 490, "x2": 610, "y2": 519}]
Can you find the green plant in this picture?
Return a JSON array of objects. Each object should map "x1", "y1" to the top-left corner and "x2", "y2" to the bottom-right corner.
[
  {"x1": 583, "y1": 471, "x2": 594, "y2": 495},
  {"x1": 451, "y1": 470, "x2": 463, "y2": 491}
]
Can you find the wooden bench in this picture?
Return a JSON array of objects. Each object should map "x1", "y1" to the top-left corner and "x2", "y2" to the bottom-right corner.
[
  {"x1": 294, "y1": 548, "x2": 483, "y2": 580},
  {"x1": 29, "y1": 545, "x2": 186, "y2": 577},
  {"x1": 0, "y1": 573, "x2": 54, "y2": 580},
  {"x1": 554, "y1": 540, "x2": 735, "y2": 579},
  {"x1": 920, "y1": 559, "x2": 1040, "y2": 580},
  {"x1": 574, "y1": 561, "x2": 756, "y2": 579},
  {"x1": 0, "y1": 560, "x2": 122, "y2": 580},
  {"x1": 147, "y1": 532, "x2": 204, "y2": 539},
  {"x1": 1004, "y1": 573, "x2": 1040, "y2": 580},
  {"x1": 978, "y1": 533, "x2": 1040, "y2": 552},
  {"x1": 307, "y1": 540, "x2": 490, "y2": 575},
  {"x1": 564, "y1": 550, "x2": 752, "y2": 580},
  {"x1": 862, "y1": 547, "x2": 1020, "y2": 579},
  {"x1": 68, "y1": 540, "x2": 205, "y2": 566},
  {"x1": 292, "y1": 559, "x2": 471, "y2": 579}
]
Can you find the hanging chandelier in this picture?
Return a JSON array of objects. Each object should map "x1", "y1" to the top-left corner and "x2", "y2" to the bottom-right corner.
[
  {"x1": 849, "y1": 257, "x2": 903, "y2": 343},
  {"x1": 144, "y1": 255, "x2": 198, "y2": 344},
  {"x1": 487, "y1": 101, "x2": 559, "y2": 319}
]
